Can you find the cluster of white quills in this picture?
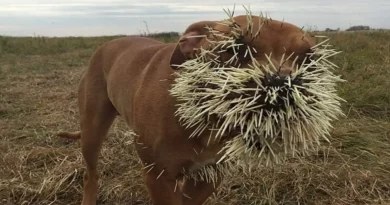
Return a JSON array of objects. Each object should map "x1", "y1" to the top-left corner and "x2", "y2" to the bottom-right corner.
[{"x1": 170, "y1": 6, "x2": 345, "y2": 184}]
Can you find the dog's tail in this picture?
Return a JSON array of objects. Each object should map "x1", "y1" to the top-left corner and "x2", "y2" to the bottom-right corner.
[{"x1": 57, "y1": 131, "x2": 81, "y2": 140}]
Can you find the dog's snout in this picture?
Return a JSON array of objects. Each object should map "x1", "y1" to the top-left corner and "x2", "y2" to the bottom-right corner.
[
  {"x1": 278, "y1": 71, "x2": 290, "y2": 79},
  {"x1": 277, "y1": 64, "x2": 294, "y2": 79},
  {"x1": 262, "y1": 72, "x2": 288, "y2": 87}
]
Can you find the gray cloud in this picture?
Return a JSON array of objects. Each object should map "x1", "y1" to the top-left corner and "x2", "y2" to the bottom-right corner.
[{"x1": 1, "y1": 0, "x2": 389, "y2": 36}]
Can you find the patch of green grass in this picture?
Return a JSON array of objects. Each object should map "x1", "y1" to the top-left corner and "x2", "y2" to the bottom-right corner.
[
  {"x1": 0, "y1": 35, "x2": 179, "y2": 56},
  {"x1": 324, "y1": 31, "x2": 390, "y2": 107},
  {"x1": 0, "y1": 36, "x2": 119, "y2": 56}
]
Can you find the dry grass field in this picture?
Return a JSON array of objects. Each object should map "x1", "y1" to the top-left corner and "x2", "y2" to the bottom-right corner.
[{"x1": 1, "y1": 31, "x2": 390, "y2": 205}]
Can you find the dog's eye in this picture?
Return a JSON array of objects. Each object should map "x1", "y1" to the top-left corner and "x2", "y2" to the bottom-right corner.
[{"x1": 219, "y1": 37, "x2": 252, "y2": 67}]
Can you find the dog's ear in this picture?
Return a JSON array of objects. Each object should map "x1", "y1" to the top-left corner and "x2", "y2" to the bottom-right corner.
[{"x1": 170, "y1": 21, "x2": 217, "y2": 70}]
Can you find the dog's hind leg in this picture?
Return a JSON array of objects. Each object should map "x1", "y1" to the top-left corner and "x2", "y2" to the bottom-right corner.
[{"x1": 76, "y1": 62, "x2": 117, "y2": 205}]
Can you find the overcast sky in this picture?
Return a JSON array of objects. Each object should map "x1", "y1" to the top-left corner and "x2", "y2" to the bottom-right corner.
[{"x1": 1, "y1": 0, "x2": 389, "y2": 37}]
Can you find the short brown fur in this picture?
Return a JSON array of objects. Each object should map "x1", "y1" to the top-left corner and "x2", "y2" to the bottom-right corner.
[{"x1": 58, "y1": 15, "x2": 315, "y2": 205}]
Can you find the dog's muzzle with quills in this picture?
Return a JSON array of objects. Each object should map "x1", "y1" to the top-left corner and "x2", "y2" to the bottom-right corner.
[{"x1": 170, "y1": 12, "x2": 345, "y2": 179}]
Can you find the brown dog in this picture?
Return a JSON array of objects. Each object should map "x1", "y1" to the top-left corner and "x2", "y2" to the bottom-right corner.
[{"x1": 58, "y1": 15, "x2": 315, "y2": 205}]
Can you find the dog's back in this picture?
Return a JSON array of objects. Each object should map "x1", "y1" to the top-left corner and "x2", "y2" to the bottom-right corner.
[
  {"x1": 81, "y1": 36, "x2": 179, "y2": 132},
  {"x1": 58, "y1": 36, "x2": 172, "y2": 141}
]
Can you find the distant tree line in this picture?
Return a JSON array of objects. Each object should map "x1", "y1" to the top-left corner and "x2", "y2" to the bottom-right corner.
[
  {"x1": 136, "y1": 30, "x2": 179, "y2": 38},
  {"x1": 325, "y1": 28, "x2": 340, "y2": 32},
  {"x1": 142, "y1": 31, "x2": 180, "y2": 38},
  {"x1": 346, "y1": 25, "x2": 370, "y2": 31},
  {"x1": 324, "y1": 25, "x2": 372, "y2": 32}
]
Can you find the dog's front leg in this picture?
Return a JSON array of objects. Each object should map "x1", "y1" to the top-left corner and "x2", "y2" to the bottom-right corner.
[
  {"x1": 181, "y1": 177, "x2": 222, "y2": 205},
  {"x1": 144, "y1": 170, "x2": 182, "y2": 205}
]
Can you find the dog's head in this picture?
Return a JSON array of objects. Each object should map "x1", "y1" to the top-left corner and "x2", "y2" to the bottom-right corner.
[
  {"x1": 170, "y1": 14, "x2": 344, "y2": 167},
  {"x1": 170, "y1": 15, "x2": 316, "y2": 75}
]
